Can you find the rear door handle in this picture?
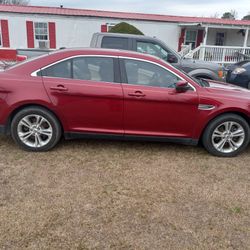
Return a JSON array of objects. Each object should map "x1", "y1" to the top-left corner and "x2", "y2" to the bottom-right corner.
[
  {"x1": 128, "y1": 91, "x2": 146, "y2": 97},
  {"x1": 50, "y1": 85, "x2": 68, "y2": 92}
]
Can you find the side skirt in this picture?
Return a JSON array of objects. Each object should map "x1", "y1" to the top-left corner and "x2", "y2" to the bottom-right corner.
[{"x1": 64, "y1": 132, "x2": 198, "y2": 146}]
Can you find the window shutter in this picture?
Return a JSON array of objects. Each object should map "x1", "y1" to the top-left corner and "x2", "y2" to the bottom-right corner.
[
  {"x1": 1, "y1": 20, "x2": 10, "y2": 47},
  {"x1": 26, "y1": 21, "x2": 34, "y2": 48},
  {"x1": 178, "y1": 28, "x2": 186, "y2": 52},
  {"x1": 196, "y1": 30, "x2": 204, "y2": 47},
  {"x1": 101, "y1": 24, "x2": 108, "y2": 32},
  {"x1": 49, "y1": 22, "x2": 56, "y2": 49}
]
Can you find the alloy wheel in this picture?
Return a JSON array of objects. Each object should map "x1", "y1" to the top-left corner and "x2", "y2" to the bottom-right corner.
[
  {"x1": 17, "y1": 114, "x2": 53, "y2": 148},
  {"x1": 211, "y1": 121, "x2": 245, "y2": 154}
]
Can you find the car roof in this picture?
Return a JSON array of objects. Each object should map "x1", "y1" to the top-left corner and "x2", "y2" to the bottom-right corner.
[
  {"x1": 7, "y1": 47, "x2": 170, "y2": 74},
  {"x1": 49, "y1": 47, "x2": 165, "y2": 63}
]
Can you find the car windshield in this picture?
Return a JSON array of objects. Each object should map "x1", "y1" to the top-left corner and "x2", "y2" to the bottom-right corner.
[
  {"x1": 191, "y1": 77, "x2": 210, "y2": 87},
  {"x1": 173, "y1": 66, "x2": 210, "y2": 87}
]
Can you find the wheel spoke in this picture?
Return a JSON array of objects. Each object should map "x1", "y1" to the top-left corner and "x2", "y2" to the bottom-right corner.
[
  {"x1": 225, "y1": 122, "x2": 232, "y2": 132},
  {"x1": 36, "y1": 116, "x2": 45, "y2": 127},
  {"x1": 216, "y1": 138, "x2": 227, "y2": 151},
  {"x1": 212, "y1": 129, "x2": 224, "y2": 138},
  {"x1": 20, "y1": 117, "x2": 32, "y2": 128},
  {"x1": 231, "y1": 129, "x2": 245, "y2": 138},
  {"x1": 228, "y1": 140, "x2": 238, "y2": 151},
  {"x1": 19, "y1": 131, "x2": 33, "y2": 141},
  {"x1": 40, "y1": 128, "x2": 52, "y2": 137},
  {"x1": 35, "y1": 134, "x2": 43, "y2": 147}
]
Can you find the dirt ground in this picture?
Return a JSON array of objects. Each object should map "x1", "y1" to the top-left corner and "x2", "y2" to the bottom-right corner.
[{"x1": 0, "y1": 135, "x2": 249, "y2": 250}]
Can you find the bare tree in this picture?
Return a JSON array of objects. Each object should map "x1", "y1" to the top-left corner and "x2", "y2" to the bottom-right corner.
[
  {"x1": 0, "y1": 0, "x2": 29, "y2": 5},
  {"x1": 210, "y1": 12, "x2": 220, "y2": 18}
]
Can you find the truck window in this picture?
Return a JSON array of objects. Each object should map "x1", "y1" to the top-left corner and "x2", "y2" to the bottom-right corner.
[
  {"x1": 101, "y1": 37, "x2": 129, "y2": 50},
  {"x1": 136, "y1": 41, "x2": 177, "y2": 63}
]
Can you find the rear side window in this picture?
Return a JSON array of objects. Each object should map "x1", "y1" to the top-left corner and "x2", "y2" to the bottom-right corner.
[
  {"x1": 73, "y1": 57, "x2": 114, "y2": 82},
  {"x1": 39, "y1": 57, "x2": 115, "y2": 83},
  {"x1": 38, "y1": 59, "x2": 71, "y2": 78},
  {"x1": 101, "y1": 37, "x2": 129, "y2": 50}
]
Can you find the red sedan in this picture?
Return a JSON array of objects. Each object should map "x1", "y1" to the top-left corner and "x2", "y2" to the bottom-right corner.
[{"x1": 0, "y1": 48, "x2": 250, "y2": 157}]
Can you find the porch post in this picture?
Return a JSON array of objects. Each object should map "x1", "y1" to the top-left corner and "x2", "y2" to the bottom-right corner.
[
  {"x1": 243, "y1": 28, "x2": 249, "y2": 48},
  {"x1": 203, "y1": 26, "x2": 209, "y2": 46}
]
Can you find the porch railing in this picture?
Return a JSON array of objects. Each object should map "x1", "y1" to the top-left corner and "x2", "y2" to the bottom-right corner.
[
  {"x1": 185, "y1": 44, "x2": 250, "y2": 64},
  {"x1": 179, "y1": 44, "x2": 192, "y2": 57}
]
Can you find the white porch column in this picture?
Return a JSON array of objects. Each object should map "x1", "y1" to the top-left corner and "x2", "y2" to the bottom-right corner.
[
  {"x1": 243, "y1": 28, "x2": 249, "y2": 48},
  {"x1": 203, "y1": 26, "x2": 209, "y2": 46}
]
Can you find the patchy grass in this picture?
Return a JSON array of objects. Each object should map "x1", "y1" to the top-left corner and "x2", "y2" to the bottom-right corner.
[{"x1": 0, "y1": 135, "x2": 249, "y2": 249}]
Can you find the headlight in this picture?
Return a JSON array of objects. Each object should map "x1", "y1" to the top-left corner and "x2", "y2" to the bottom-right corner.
[{"x1": 232, "y1": 67, "x2": 246, "y2": 74}]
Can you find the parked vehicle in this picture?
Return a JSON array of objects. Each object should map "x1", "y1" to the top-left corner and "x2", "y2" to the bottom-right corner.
[
  {"x1": 90, "y1": 32, "x2": 225, "y2": 81},
  {"x1": 226, "y1": 60, "x2": 250, "y2": 89},
  {"x1": 0, "y1": 48, "x2": 250, "y2": 157}
]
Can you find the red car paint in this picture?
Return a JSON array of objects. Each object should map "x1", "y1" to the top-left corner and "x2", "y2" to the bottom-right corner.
[{"x1": 1, "y1": 48, "x2": 250, "y2": 143}]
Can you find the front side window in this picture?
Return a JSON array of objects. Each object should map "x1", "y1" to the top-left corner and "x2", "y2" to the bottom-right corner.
[
  {"x1": 124, "y1": 59, "x2": 181, "y2": 88},
  {"x1": 39, "y1": 57, "x2": 115, "y2": 83},
  {"x1": 137, "y1": 41, "x2": 163, "y2": 58},
  {"x1": 136, "y1": 41, "x2": 177, "y2": 63}
]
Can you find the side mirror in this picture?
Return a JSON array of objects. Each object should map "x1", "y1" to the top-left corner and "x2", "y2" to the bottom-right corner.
[
  {"x1": 167, "y1": 54, "x2": 178, "y2": 64},
  {"x1": 175, "y1": 81, "x2": 190, "y2": 92}
]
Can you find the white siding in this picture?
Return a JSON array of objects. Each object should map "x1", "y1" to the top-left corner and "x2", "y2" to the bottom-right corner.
[{"x1": 0, "y1": 12, "x2": 180, "y2": 51}]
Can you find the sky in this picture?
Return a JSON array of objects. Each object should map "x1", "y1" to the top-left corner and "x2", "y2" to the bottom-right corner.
[{"x1": 30, "y1": 0, "x2": 250, "y2": 19}]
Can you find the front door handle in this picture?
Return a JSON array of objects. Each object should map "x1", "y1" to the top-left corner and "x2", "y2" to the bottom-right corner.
[
  {"x1": 128, "y1": 91, "x2": 146, "y2": 98},
  {"x1": 50, "y1": 85, "x2": 68, "y2": 92}
]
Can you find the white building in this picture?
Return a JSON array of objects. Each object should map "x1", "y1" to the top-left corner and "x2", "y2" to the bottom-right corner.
[{"x1": 0, "y1": 4, "x2": 250, "y2": 64}]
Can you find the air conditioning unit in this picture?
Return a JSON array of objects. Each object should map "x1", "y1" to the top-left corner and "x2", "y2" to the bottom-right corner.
[{"x1": 38, "y1": 41, "x2": 49, "y2": 49}]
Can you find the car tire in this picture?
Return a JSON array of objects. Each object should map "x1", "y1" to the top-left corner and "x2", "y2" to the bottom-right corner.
[
  {"x1": 11, "y1": 106, "x2": 62, "y2": 152},
  {"x1": 202, "y1": 114, "x2": 250, "y2": 157}
]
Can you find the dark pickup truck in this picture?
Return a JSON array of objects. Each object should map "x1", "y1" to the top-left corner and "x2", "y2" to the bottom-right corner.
[{"x1": 90, "y1": 32, "x2": 225, "y2": 81}]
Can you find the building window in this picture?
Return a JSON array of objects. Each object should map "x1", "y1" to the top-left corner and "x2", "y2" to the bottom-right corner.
[
  {"x1": 107, "y1": 23, "x2": 116, "y2": 32},
  {"x1": 34, "y1": 22, "x2": 48, "y2": 40},
  {"x1": 34, "y1": 22, "x2": 49, "y2": 49},
  {"x1": 215, "y1": 32, "x2": 225, "y2": 46},
  {"x1": 185, "y1": 30, "x2": 197, "y2": 49}
]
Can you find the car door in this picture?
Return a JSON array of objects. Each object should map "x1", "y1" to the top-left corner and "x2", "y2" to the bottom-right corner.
[
  {"x1": 41, "y1": 56, "x2": 124, "y2": 135},
  {"x1": 120, "y1": 58, "x2": 199, "y2": 139}
]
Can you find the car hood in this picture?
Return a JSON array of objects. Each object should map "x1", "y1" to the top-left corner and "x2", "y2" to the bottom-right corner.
[
  {"x1": 181, "y1": 58, "x2": 221, "y2": 70},
  {"x1": 204, "y1": 80, "x2": 250, "y2": 99},
  {"x1": 226, "y1": 60, "x2": 250, "y2": 71}
]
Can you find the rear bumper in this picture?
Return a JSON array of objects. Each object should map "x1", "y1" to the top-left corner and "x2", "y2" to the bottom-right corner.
[{"x1": 0, "y1": 125, "x2": 6, "y2": 134}]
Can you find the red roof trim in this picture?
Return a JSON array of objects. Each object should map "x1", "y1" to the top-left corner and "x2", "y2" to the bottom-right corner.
[{"x1": 1, "y1": 4, "x2": 250, "y2": 26}]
